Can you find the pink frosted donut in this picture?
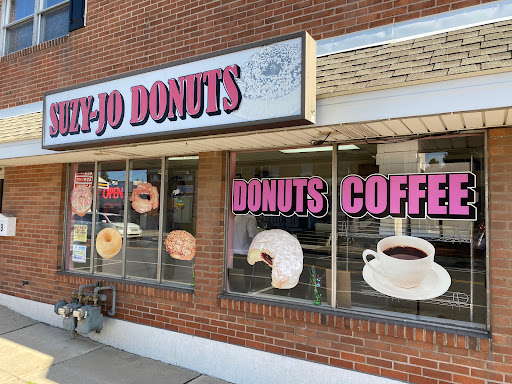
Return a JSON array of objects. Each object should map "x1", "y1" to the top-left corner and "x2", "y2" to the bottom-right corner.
[
  {"x1": 70, "y1": 185, "x2": 92, "y2": 217},
  {"x1": 247, "y1": 229, "x2": 303, "y2": 289}
]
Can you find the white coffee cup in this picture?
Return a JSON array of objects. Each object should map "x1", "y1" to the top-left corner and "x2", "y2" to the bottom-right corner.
[{"x1": 362, "y1": 235, "x2": 435, "y2": 289}]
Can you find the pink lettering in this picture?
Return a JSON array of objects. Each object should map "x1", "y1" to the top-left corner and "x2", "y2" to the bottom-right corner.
[
  {"x1": 130, "y1": 85, "x2": 149, "y2": 126},
  {"x1": 223, "y1": 65, "x2": 242, "y2": 114},
  {"x1": 49, "y1": 103, "x2": 59, "y2": 137},
  {"x1": 149, "y1": 81, "x2": 169, "y2": 123},
  {"x1": 365, "y1": 175, "x2": 387, "y2": 215},
  {"x1": 448, "y1": 173, "x2": 470, "y2": 216},
  {"x1": 389, "y1": 175, "x2": 407, "y2": 216},
  {"x1": 341, "y1": 176, "x2": 364, "y2": 215},
  {"x1": 427, "y1": 174, "x2": 448, "y2": 216}
]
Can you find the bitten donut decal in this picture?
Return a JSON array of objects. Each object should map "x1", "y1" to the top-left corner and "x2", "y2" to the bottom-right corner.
[
  {"x1": 248, "y1": 229, "x2": 303, "y2": 289},
  {"x1": 164, "y1": 230, "x2": 196, "y2": 260},
  {"x1": 96, "y1": 228, "x2": 122, "y2": 259},
  {"x1": 70, "y1": 184, "x2": 93, "y2": 217},
  {"x1": 130, "y1": 182, "x2": 159, "y2": 214}
]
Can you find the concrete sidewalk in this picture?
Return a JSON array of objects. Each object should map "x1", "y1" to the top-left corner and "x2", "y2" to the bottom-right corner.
[{"x1": 0, "y1": 305, "x2": 231, "y2": 384}]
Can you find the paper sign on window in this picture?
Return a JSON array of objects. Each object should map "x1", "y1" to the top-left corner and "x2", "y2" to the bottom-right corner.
[
  {"x1": 72, "y1": 245, "x2": 87, "y2": 263},
  {"x1": 73, "y1": 224, "x2": 88, "y2": 242}
]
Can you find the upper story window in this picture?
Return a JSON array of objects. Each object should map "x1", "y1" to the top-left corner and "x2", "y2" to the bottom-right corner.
[{"x1": 1, "y1": 0, "x2": 70, "y2": 55}]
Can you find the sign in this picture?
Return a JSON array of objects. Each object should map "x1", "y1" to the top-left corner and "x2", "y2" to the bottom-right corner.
[
  {"x1": 340, "y1": 172, "x2": 477, "y2": 221},
  {"x1": 72, "y1": 244, "x2": 87, "y2": 263},
  {"x1": 74, "y1": 172, "x2": 93, "y2": 189},
  {"x1": 232, "y1": 177, "x2": 329, "y2": 218},
  {"x1": 102, "y1": 186, "x2": 124, "y2": 199},
  {"x1": 0, "y1": 213, "x2": 16, "y2": 236},
  {"x1": 73, "y1": 224, "x2": 88, "y2": 242},
  {"x1": 43, "y1": 33, "x2": 316, "y2": 150}
]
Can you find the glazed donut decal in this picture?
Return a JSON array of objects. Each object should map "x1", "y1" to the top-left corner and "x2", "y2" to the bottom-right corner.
[
  {"x1": 96, "y1": 228, "x2": 122, "y2": 259},
  {"x1": 164, "y1": 230, "x2": 196, "y2": 260},
  {"x1": 232, "y1": 177, "x2": 329, "y2": 218},
  {"x1": 130, "y1": 182, "x2": 159, "y2": 214},
  {"x1": 248, "y1": 229, "x2": 303, "y2": 289},
  {"x1": 70, "y1": 184, "x2": 93, "y2": 217}
]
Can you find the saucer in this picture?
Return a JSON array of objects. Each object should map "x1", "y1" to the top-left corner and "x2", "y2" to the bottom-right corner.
[{"x1": 362, "y1": 260, "x2": 451, "y2": 301}]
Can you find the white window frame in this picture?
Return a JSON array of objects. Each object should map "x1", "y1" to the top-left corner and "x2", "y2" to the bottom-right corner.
[{"x1": 0, "y1": 0, "x2": 69, "y2": 56}]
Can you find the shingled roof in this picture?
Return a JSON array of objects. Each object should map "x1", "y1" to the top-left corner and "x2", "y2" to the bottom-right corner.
[
  {"x1": 0, "y1": 112, "x2": 41, "y2": 144},
  {"x1": 317, "y1": 19, "x2": 512, "y2": 97}
]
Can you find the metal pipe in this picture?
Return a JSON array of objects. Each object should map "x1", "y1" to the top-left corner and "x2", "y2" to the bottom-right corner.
[
  {"x1": 79, "y1": 283, "x2": 96, "y2": 292},
  {"x1": 93, "y1": 285, "x2": 117, "y2": 316}
]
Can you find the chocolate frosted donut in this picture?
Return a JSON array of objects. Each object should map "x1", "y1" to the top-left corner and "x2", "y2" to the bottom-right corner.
[
  {"x1": 164, "y1": 230, "x2": 196, "y2": 260},
  {"x1": 248, "y1": 229, "x2": 303, "y2": 289}
]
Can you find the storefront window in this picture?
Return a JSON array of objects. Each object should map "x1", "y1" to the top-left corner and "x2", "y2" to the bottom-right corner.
[
  {"x1": 126, "y1": 159, "x2": 162, "y2": 281},
  {"x1": 161, "y1": 157, "x2": 198, "y2": 286},
  {"x1": 94, "y1": 161, "x2": 126, "y2": 277},
  {"x1": 65, "y1": 163, "x2": 95, "y2": 273},
  {"x1": 227, "y1": 149, "x2": 332, "y2": 305},
  {"x1": 64, "y1": 157, "x2": 198, "y2": 288},
  {"x1": 227, "y1": 134, "x2": 487, "y2": 329},
  {"x1": 336, "y1": 135, "x2": 487, "y2": 328}
]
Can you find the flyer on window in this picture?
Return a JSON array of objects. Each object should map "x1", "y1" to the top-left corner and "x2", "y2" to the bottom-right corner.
[
  {"x1": 73, "y1": 224, "x2": 88, "y2": 242},
  {"x1": 72, "y1": 244, "x2": 87, "y2": 263}
]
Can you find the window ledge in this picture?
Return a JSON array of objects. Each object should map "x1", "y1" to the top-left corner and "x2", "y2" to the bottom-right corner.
[
  {"x1": 220, "y1": 292, "x2": 490, "y2": 343},
  {"x1": 1, "y1": 35, "x2": 68, "y2": 63},
  {"x1": 56, "y1": 270, "x2": 194, "y2": 301}
]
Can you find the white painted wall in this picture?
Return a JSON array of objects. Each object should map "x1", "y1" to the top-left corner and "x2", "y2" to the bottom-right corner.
[{"x1": 0, "y1": 293, "x2": 403, "y2": 384}]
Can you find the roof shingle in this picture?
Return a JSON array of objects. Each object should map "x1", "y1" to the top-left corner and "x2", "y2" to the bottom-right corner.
[{"x1": 317, "y1": 20, "x2": 512, "y2": 97}]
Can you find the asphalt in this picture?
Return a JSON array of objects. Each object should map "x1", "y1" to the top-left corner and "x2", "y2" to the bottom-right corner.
[{"x1": 0, "y1": 305, "x2": 231, "y2": 384}]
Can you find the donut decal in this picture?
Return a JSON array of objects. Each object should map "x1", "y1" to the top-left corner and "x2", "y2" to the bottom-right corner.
[
  {"x1": 70, "y1": 184, "x2": 93, "y2": 217},
  {"x1": 96, "y1": 228, "x2": 123, "y2": 259},
  {"x1": 234, "y1": 43, "x2": 302, "y2": 120},
  {"x1": 130, "y1": 182, "x2": 159, "y2": 214},
  {"x1": 248, "y1": 229, "x2": 303, "y2": 289},
  {"x1": 164, "y1": 230, "x2": 196, "y2": 260}
]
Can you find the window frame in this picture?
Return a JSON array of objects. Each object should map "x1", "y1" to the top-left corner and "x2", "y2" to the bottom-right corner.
[
  {"x1": 0, "y1": 0, "x2": 69, "y2": 55},
  {"x1": 0, "y1": 177, "x2": 3, "y2": 212},
  {"x1": 224, "y1": 131, "x2": 490, "y2": 334}
]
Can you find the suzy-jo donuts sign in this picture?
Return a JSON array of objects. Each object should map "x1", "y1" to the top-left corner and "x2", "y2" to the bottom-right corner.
[
  {"x1": 340, "y1": 172, "x2": 477, "y2": 220},
  {"x1": 43, "y1": 33, "x2": 316, "y2": 150}
]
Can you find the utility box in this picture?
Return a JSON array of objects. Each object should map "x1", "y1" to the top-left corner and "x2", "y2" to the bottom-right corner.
[
  {"x1": 0, "y1": 213, "x2": 16, "y2": 236},
  {"x1": 75, "y1": 306, "x2": 103, "y2": 334}
]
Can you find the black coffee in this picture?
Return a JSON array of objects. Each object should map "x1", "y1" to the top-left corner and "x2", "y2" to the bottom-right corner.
[{"x1": 384, "y1": 246, "x2": 428, "y2": 260}]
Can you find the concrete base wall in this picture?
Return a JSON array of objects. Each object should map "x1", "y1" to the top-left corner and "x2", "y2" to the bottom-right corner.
[{"x1": 0, "y1": 292, "x2": 401, "y2": 384}]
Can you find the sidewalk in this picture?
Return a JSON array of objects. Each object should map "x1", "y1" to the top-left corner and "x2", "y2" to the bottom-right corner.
[{"x1": 0, "y1": 305, "x2": 231, "y2": 384}]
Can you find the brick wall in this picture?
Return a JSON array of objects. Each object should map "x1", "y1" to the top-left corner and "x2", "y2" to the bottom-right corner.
[
  {"x1": 1, "y1": 130, "x2": 512, "y2": 383},
  {"x1": 0, "y1": 164, "x2": 66, "y2": 302},
  {"x1": 0, "y1": 0, "x2": 499, "y2": 110}
]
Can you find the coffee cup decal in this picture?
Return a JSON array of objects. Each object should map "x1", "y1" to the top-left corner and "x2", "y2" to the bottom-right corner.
[{"x1": 362, "y1": 235, "x2": 451, "y2": 300}]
